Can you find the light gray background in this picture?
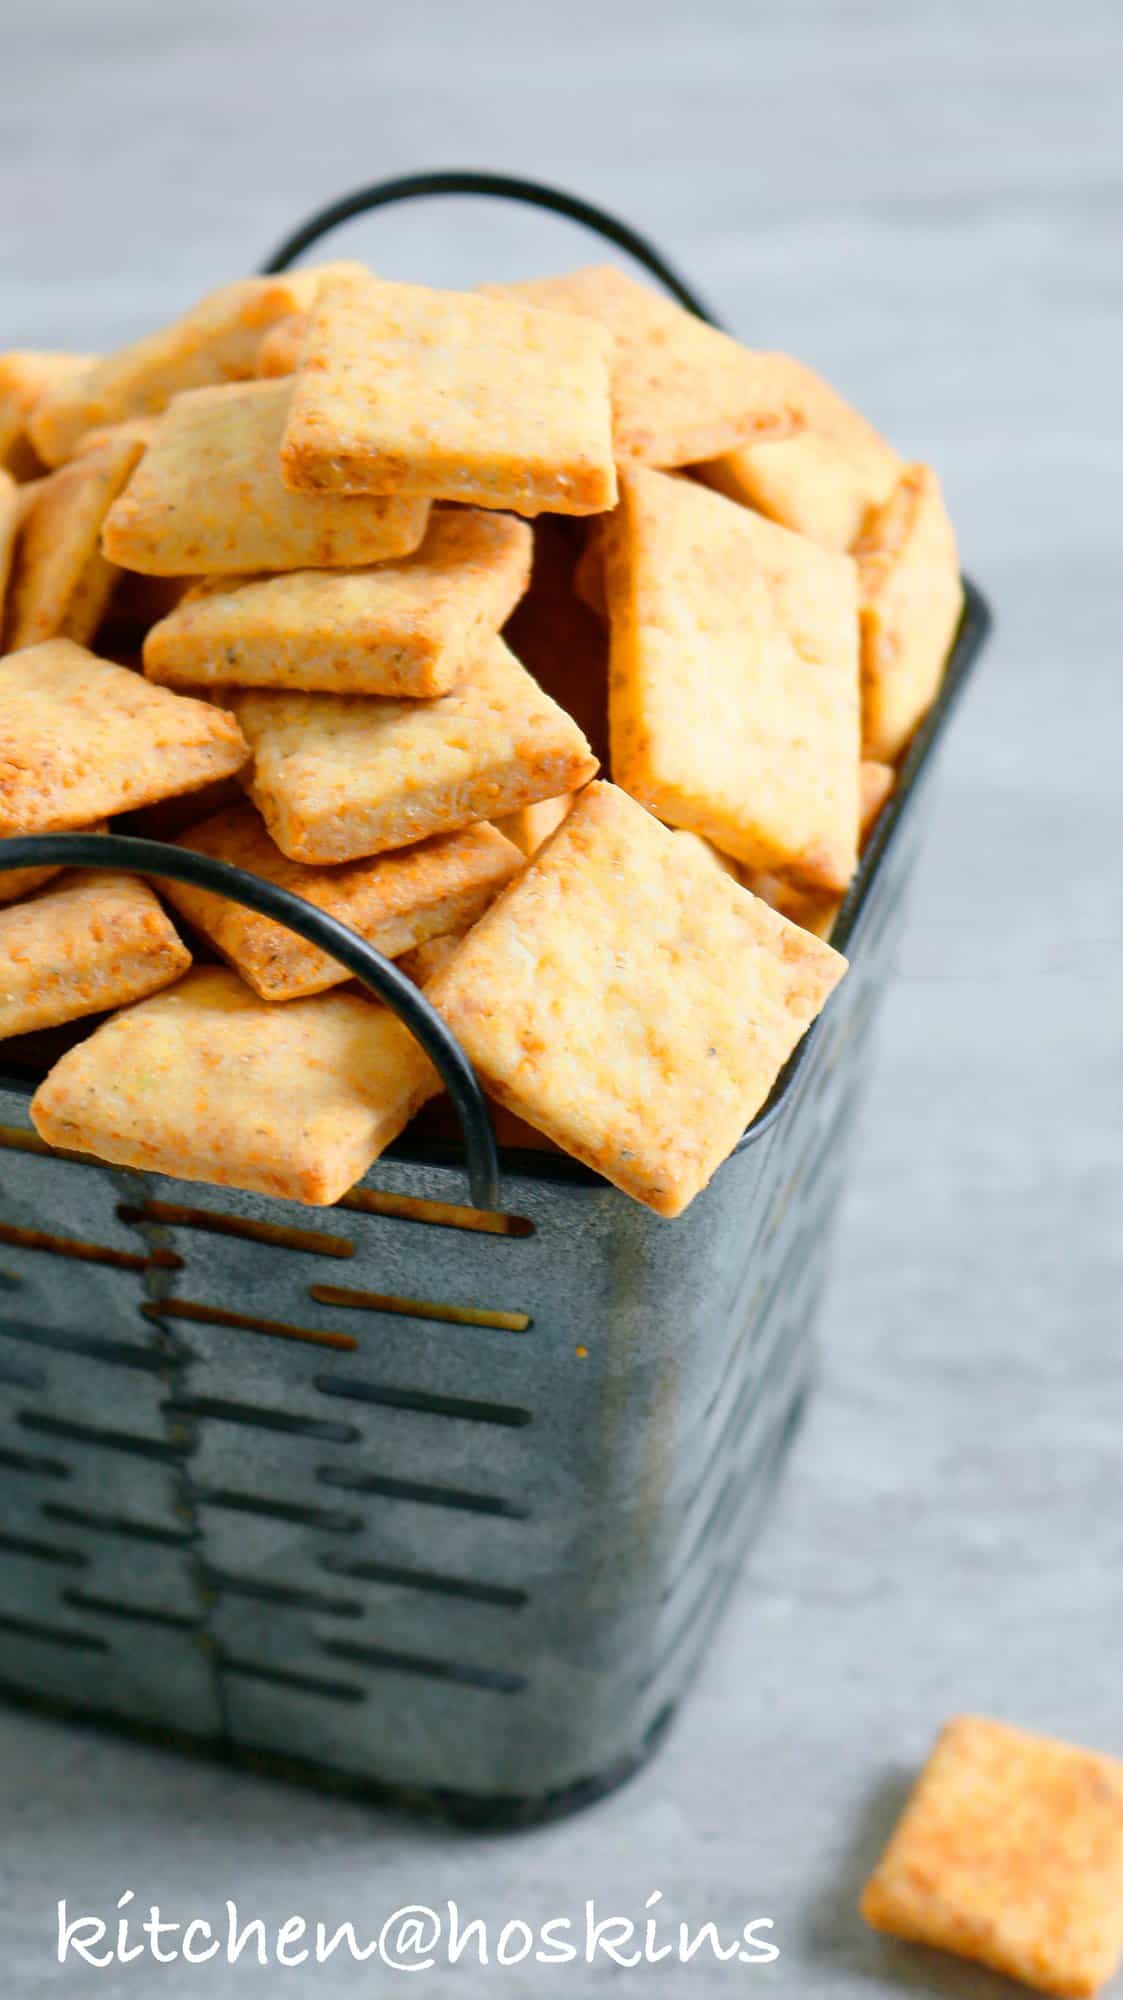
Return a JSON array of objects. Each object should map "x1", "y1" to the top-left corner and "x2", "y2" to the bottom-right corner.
[{"x1": 2, "y1": 1, "x2": 1121, "y2": 1993}]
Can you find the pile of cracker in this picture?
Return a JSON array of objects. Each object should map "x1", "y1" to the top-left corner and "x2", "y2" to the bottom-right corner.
[{"x1": 0, "y1": 260, "x2": 962, "y2": 1216}]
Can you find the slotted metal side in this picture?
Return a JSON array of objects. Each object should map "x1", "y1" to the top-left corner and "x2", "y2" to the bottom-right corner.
[{"x1": 0, "y1": 587, "x2": 989, "y2": 1822}]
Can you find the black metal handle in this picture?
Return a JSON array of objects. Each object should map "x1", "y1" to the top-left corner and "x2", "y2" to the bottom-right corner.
[
  {"x1": 0, "y1": 832, "x2": 500, "y2": 1211},
  {"x1": 260, "y1": 168, "x2": 720, "y2": 325}
]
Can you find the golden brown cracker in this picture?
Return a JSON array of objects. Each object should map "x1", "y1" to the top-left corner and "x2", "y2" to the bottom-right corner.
[
  {"x1": 31, "y1": 964, "x2": 440, "y2": 1205},
  {"x1": 607, "y1": 465, "x2": 860, "y2": 892},
  {"x1": 0, "y1": 467, "x2": 18, "y2": 623},
  {"x1": 427, "y1": 781, "x2": 846, "y2": 1216},
  {"x1": 102, "y1": 379, "x2": 430, "y2": 575},
  {"x1": 0, "y1": 639, "x2": 248, "y2": 835},
  {"x1": 861, "y1": 1716, "x2": 1123, "y2": 1998},
  {"x1": 859, "y1": 758, "x2": 895, "y2": 843},
  {"x1": 0, "y1": 870, "x2": 190, "y2": 1039},
  {"x1": 493, "y1": 794, "x2": 574, "y2": 858},
  {"x1": 234, "y1": 635, "x2": 598, "y2": 865},
  {"x1": 255, "y1": 310, "x2": 308, "y2": 379},
  {"x1": 0, "y1": 352, "x2": 95, "y2": 473},
  {"x1": 26, "y1": 275, "x2": 315, "y2": 466},
  {"x1": 486, "y1": 264, "x2": 806, "y2": 466},
  {"x1": 143, "y1": 506, "x2": 531, "y2": 697},
  {"x1": 279, "y1": 267, "x2": 616, "y2": 516},
  {"x1": 855, "y1": 462, "x2": 963, "y2": 760},
  {"x1": 166, "y1": 805, "x2": 523, "y2": 1001},
  {"x1": 5, "y1": 429, "x2": 146, "y2": 651}
]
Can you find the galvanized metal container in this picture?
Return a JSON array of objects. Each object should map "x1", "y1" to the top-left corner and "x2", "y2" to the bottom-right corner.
[{"x1": 0, "y1": 175, "x2": 991, "y2": 1822}]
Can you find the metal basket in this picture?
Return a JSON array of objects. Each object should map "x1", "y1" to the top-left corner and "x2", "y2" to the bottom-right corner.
[{"x1": 0, "y1": 173, "x2": 991, "y2": 1825}]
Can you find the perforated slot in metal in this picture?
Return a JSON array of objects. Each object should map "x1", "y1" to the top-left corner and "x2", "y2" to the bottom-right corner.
[
  {"x1": 0, "y1": 1530, "x2": 85, "y2": 1568},
  {"x1": 221, "y1": 1657, "x2": 365, "y2": 1703},
  {"x1": 19, "y1": 1413, "x2": 187, "y2": 1463},
  {"x1": 308, "y1": 1283, "x2": 530, "y2": 1333},
  {"x1": 318, "y1": 1464, "x2": 527, "y2": 1519},
  {"x1": 42, "y1": 1503, "x2": 196, "y2": 1549},
  {"x1": 322, "y1": 1636, "x2": 526, "y2": 1695},
  {"x1": 119, "y1": 1201, "x2": 355, "y2": 1261},
  {"x1": 191, "y1": 1488, "x2": 361, "y2": 1535},
  {"x1": 339, "y1": 1187, "x2": 533, "y2": 1239},
  {"x1": 321, "y1": 1552, "x2": 527, "y2": 1609},
  {"x1": 204, "y1": 1570, "x2": 362, "y2": 1618},
  {"x1": 164, "y1": 1397, "x2": 359, "y2": 1446},
  {"x1": 313, "y1": 1375, "x2": 532, "y2": 1429},
  {"x1": 0, "y1": 1444, "x2": 69, "y2": 1481},
  {"x1": 0, "y1": 1610, "x2": 108, "y2": 1652},
  {"x1": 143, "y1": 1300, "x2": 357, "y2": 1352},
  {"x1": 63, "y1": 1589, "x2": 202, "y2": 1633},
  {"x1": 0, "y1": 1222, "x2": 179, "y2": 1272}
]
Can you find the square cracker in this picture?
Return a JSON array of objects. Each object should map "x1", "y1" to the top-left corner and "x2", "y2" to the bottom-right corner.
[
  {"x1": 166, "y1": 804, "x2": 523, "y2": 1001},
  {"x1": 5, "y1": 428, "x2": 147, "y2": 652},
  {"x1": 25, "y1": 274, "x2": 317, "y2": 467},
  {"x1": 0, "y1": 871, "x2": 190, "y2": 1039},
  {"x1": 31, "y1": 964, "x2": 440, "y2": 1206},
  {"x1": 485, "y1": 265, "x2": 806, "y2": 467},
  {"x1": 143, "y1": 506, "x2": 532, "y2": 697},
  {"x1": 607, "y1": 465, "x2": 860, "y2": 893},
  {"x1": 855, "y1": 462, "x2": 963, "y2": 761},
  {"x1": 0, "y1": 639, "x2": 248, "y2": 836},
  {"x1": 694, "y1": 359, "x2": 902, "y2": 552},
  {"x1": 279, "y1": 266, "x2": 616, "y2": 516},
  {"x1": 861, "y1": 1715, "x2": 1123, "y2": 1998},
  {"x1": 426, "y1": 781, "x2": 846, "y2": 1217},
  {"x1": 233, "y1": 635, "x2": 598, "y2": 864},
  {"x1": 103, "y1": 379, "x2": 430, "y2": 576},
  {"x1": 0, "y1": 352, "x2": 95, "y2": 475}
]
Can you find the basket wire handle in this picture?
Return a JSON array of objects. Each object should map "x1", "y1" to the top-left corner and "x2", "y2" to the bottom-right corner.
[
  {"x1": 260, "y1": 167, "x2": 721, "y2": 325},
  {"x1": 0, "y1": 831, "x2": 501, "y2": 1212}
]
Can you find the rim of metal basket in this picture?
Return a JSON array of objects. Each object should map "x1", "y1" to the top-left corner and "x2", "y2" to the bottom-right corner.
[{"x1": 0, "y1": 170, "x2": 992, "y2": 1199}]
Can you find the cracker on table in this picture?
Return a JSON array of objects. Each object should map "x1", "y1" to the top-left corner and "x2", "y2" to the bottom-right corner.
[
  {"x1": 861, "y1": 1715, "x2": 1123, "y2": 1998},
  {"x1": 694, "y1": 359, "x2": 901, "y2": 552},
  {"x1": 166, "y1": 804, "x2": 523, "y2": 1001},
  {"x1": 279, "y1": 266, "x2": 616, "y2": 516},
  {"x1": 859, "y1": 758, "x2": 894, "y2": 843},
  {"x1": 426, "y1": 781, "x2": 846, "y2": 1216},
  {"x1": 0, "y1": 870, "x2": 191, "y2": 1040},
  {"x1": 143, "y1": 506, "x2": 532, "y2": 697},
  {"x1": 0, "y1": 639, "x2": 248, "y2": 836},
  {"x1": 607, "y1": 465, "x2": 861, "y2": 893},
  {"x1": 102, "y1": 379, "x2": 430, "y2": 575},
  {"x1": 25, "y1": 274, "x2": 317, "y2": 467},
  {"x1": 5, "y1": 428, "x2": 147, "y2": 651},
  {"x1": 0, "y1": 352, "x2": 95, "y2": 476},
  {"x1": 234, "y1": 634, "x2": 598, "y2": 865},
  {"x1": 503, "y1": 515, "x2": 610, "y2": 767},
  {"x1": 855, "y1": 462, "x2": 963, "y2": 761},
  {"x1": 31, "y1": 964, "x2": 440, "y2": 1206},
  {"x1": 485, "y1": 264, "x2": 806, "y2": 467}
]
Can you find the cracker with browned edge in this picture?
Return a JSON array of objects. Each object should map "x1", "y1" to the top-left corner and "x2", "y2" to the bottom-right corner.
[
  {"x1": 860, "y1": 758, "x2": 894, "y2": 843},
  {"x1": 167, "y1": 805, "x2": 523, "y2": 1001},
  {"x1": 0, "y1": 352, "x2": 95, "y2": 476},
  {"x1": 102, "y1": 379, "x2": 429, "y2": 576},
  {"x1": 494, "y1": 794, "x2": 573, "y2": 858},
  {"x1": 280, "y1": 267, "x2": 616, "y2": 516},
  {"x1": 0, "y1": 640, "x2": 248, "y2": 836},
  {"x1": 0, "y1": 871, "x2": 191, "y2": 1039},
  {"x1": 234, "y1": 635, "x2": 597, "y2": 864},
  {"x1": 25, "y1": 274, "x2": 318, "y2": 467},
  {"x1": 608, "y1": 465, "x2": 860, "y2": 892},
  {"x1": 855, "y1": 462, "x2": 963, "y2": 760},
  {"x1": 143, "y1": 507, "x2": 532, "y2": 697},
  {"x1": 5, "y1": 428, "x2": 147, "y2": 651},
  {"x1": 486, "y1": 265, "x2": 806, "y2": 467},
  {"x1": 255, "y1": 312, "x2": 308, "y2": 379},
  {"x1": 861, "y1": 1716, "x2": 1123, "y2": 1999},
  {"x1": 694, "y1": 359, "x2": 901, "y2": 552},
  {"x1": 427, "y1": 782, "x2": 846, "y2": 1216},
  {"x1": 31, "y1": 964, "x2": 439, "y2": 1206}
]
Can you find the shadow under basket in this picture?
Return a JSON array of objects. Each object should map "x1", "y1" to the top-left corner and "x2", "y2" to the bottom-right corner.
[{"x1": 0, "y1": 171, "x2": 992, "y2": 1826}]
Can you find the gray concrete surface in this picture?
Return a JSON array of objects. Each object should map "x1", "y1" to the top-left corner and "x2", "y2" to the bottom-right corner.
[{"x1": 1, "y1": 0, "x2": 1121, "y2": 1992}]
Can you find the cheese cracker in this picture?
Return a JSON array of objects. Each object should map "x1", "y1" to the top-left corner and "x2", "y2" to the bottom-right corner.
[
  {"x1": 166, "y1": 805, "x2": 523, "y2": 1001},
  {"x1": 279, "y1": 267, "x2": 616, "y2": 516},
  {"x1": 0, "y1": 871, "x2": 190, "y2": 1039},
  {"x1": 102, "y1": 379, "x2": 429, "y2": 575},
  {"x1": 143, "y1": 506, "x2": 531, "y2": 696},
  {"x1": 427, "y1": 781, "x2": 846, "y2": 1216},
  {"x1": 855, "y1": 462, "x2": 963, "y2": 760},
  {"x1": 31, "y1": 965, "x2": 440, "y2": 1206},
  {"x1": 486, "y1": 265, "x2": 806, "y2": 467},
  {"x1": 0, "y1": 639, "x2": 248, "y2": 835},
  {"x1": 234, "y1": 635, "x2": 598, "y2": 864},
  {"x1": 862, "y1": 1716, "x2": 1123, "y2": 1998},
  {"x1": 607, "y1": 465, "x2": 860, "y2": 892},
  {"x1": 5, "y1": 427, "x2": 146, "y2": 651},
  {"x1": 0, "y1": 351, "x2": 95, "y2": 475}
]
